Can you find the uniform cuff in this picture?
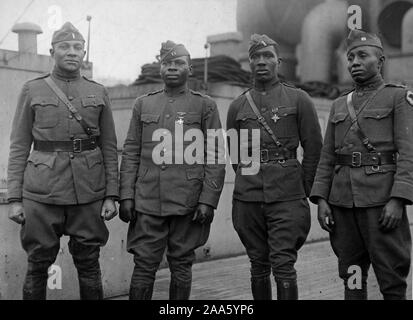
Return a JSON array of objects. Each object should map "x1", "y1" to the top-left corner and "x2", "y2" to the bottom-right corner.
[
  {"x1": 198, "y1": 192, "x2": 220, "y2": 209},
  {"x1": 390, "y1": 182, "x2": 413, "y2": 205},
  {"x1": 309, "y1": 182, "x2": 330, "y2": 204}
]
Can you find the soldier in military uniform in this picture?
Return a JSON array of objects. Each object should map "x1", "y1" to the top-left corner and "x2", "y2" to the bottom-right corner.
[
  {"x1": 226, "y1": 34, "x2": 323, "y2": 300},
  {"x1": 7, "y1": 22, "x2": 119, "y2": 300},
  {"x1": 119, "y1": 41, "x2": 225, "y2": 300},
  {"x1": 310, "y1": 29, "x2": 412, "y2": 300}
]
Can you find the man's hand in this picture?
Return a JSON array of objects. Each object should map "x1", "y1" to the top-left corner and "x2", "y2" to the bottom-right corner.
[
  {"x1": 8, "y1": 201, "x2": 25, "y2": 225},
  {"x1": 379, "y1": 198, "x2": 404, "y2": 231},
  {"x1": 101, "y1": 198, "x2": 118, "y2": 221},
  {"x1": 119, "y1": 199, "x2": 136, "y2": 223},
  {"x1": 192, "y1": 204, "x2": 214, "y2": 224},
  {"x1": 317, "y1": 198, "x2": 334, "y2": 233}
]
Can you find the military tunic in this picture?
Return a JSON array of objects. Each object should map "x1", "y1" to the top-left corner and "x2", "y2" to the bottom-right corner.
[
  {"x1": 227, "y1": 81, "x2": 323, "y2": 201},
  {"x1": 7, "y1": 72, "x2": 119, "y2": 205},
  {"x1": 120, "y1": 87, "x2": 225, "y2": 215}
]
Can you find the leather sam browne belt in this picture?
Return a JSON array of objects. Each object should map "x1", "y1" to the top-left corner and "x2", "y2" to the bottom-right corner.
[
  {"x1": 335, "y1": 151, "x2": 396, "y2": 167},
  {"x1": 260, "y1": 149, "x2": 297, "y2": 163},
  {"x1": 34, "y1": 137, "x2": 97, "y2": 153}
]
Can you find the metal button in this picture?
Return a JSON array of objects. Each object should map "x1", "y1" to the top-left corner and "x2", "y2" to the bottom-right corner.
[
  {"x1": 169, "y1": 99, "x2": 174, "y2": 103},
  {"x1": 166, "y1": 114, "x2": 170, "y2": 119},
  {"x1": 68, "y1": 115, "x2": 73, "y2": 119},
  {"x1": 161, "y1": 164, "x2": 166, "y2": 170},
  {"x1": 68, "y1": 96, "x2": 74, "y2": 101},
  {"x1": 69, "y1": 153, "x2": 74, "y2": 159}
]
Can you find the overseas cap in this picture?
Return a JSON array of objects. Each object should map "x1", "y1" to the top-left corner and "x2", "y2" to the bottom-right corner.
[
  {"x1": 158, "y1": 40, "x2": 190, "y2": 63},
  {"x1": 346, "y1": 29, "x2": 383, "y2": 53},
  {"x1": 51, "y1": 22, "x2": 85, "y2": 45},
  {"x1": 248, "y1": 34, "x2": 279, "y2": 58}
]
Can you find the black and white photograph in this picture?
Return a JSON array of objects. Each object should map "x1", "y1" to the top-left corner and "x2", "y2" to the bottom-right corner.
[{"x1": 0, "y1": 0, "x2": 412, "y2": 309}]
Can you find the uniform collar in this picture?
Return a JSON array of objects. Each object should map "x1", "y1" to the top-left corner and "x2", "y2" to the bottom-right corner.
[
  {"x1": 354, "y1": 74, "x2": 384, "y2": 92},
  {"x1": 164, "y1": 84, "x2": 188, "y2": 97},
  {"x1": 52, "y1": 66, "x2": 81, "y2": 81},
  {"x1": 253, "y1": 78, "x2": 280, "y2": 94}
]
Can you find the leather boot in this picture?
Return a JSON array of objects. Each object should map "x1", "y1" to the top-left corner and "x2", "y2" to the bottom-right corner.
[
  {"x1": 22, "y1": 261, "x2": 50, "y2": 300},
  {"x1": 169, "y1": 278, "x2": 191, "y2": 300},
  {"x1": 251, "y1": 276, "x2": 272, "y2": 300},
  {"x1": 129, "y1": 284, "x2": 154, "y2": 300},
  {"x1": 276, "y1": 279, "x2": 298, "y2": 300}
]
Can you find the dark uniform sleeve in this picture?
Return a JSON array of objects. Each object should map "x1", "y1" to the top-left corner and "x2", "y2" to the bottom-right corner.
[
  {"x1": 119, "y1": 99, "x2": 142, "y2": 201},
  {"x1": 390, "y1": 89, "x2": 413, "y2": 204},
  {"x1": 309, "y1": 105, "x2": 336, "y2": 204},
  {"x1": 226, "y1": 98, "x2": 241, "y2": 173},
  {"x1": 100, "y1": 87, "x2": 119, "y2": 199},
  {"x1": 198, "y1": 98, "x2": 226, "y2": 209},
  {"x1": 297, "y1": 90, "x2": 323, "y2": 196},
  {"x1": 7, "y1": 83, "x2": 33, "y2": 201}
]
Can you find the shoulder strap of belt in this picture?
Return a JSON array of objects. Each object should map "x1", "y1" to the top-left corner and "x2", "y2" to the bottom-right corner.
[
  {"x1": 344, "y1": 85, "x2": 385, "y2": 152},
  {"x1": 44, "y1": 77, "x2": 94, "y2": 136},
  {"x1": 245, "y1": 91, "x2": 282, "y2": 148}
]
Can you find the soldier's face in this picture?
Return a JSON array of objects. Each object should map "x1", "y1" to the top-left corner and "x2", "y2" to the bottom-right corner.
[
  {"x1": 160, "y1": 56, "x2": 192, "y2": 87},
  {"x1": 50, "y1": 40, "x2": 85, "y2": 72},
  {"x1": 249, "y1": 46, "x2": 280, "y2": 83},
  {"x1": 347, "y1": 46, "x2": 384, "y2": 83}
]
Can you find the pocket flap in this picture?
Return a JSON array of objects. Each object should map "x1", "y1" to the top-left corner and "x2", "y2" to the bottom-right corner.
[
  {"x1": 186, "y1": 167, "x2": 204, "y2": 180},
  {"x1": 85, "y1": 151, "x2": 103, "y2": 168},
  {"x1": 183, "y1": 113, "x2": 201, "y2": 124},
  {"x1": 27, "y1": 151, "x2": 56, "y2": 168},
  {"x1": 81, "y1": 97, "x2": 105, "y2": 107},
  {"x1": 31, "y1": 97, "x2": 59, "y2": 107},
  {"x1": 141, "y1": 113, "x2": 160, "y2": 123},
  {"x1": 236, "y1": 112, "x2": 257, "y2": 121},
  {"x1": 362, "y1": 108, "x2": 392, "y2": 120},
  {"x1": 365, "y1": 164, "x2": 396, "y2": 175},
  {"x1": 277, "y1": 106, "x2": 297, "y2": 116},
  {"x1": 331, "y1": 112, "x2": 348, "y2": 123}
]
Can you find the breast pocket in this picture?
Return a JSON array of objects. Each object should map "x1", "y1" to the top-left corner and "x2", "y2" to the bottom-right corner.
[
  {"x1": 235, "y1": 112, "x2": 257, "y2": 130},
  {"x1": 179, "y1": 112, "x2": 202, "y2": 131},
  {"x1": 81, "y1": 96, "x2": 105, "y2": 127},
  {"x1": 274, "y1": 106, "x2": 298, "y2": 137},
  {"x1": 361, "y1": 108, "x2": 393, "y2": 143},
  {"x1": 331, "y1": 112, "x2": 349, "y2": 146},
  {"x1": 31, "y1": 97, "x2": 60, "y2": 128},
  {"x1": 141, "y1": 113, "x2": 160, "y2": 142}
]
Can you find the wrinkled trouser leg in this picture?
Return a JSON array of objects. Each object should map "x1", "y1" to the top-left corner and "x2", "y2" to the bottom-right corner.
[
  {"x1": 127, "y1": 212, "x2": 169, "y2": 300},
  {"x1": 65, "y1": 200, "x2": 108, "y2": 300},
  {"x1": 21, "y1": 199, "x2": 62, "y2": 300},
  {"x1": 167, "y1": 213, "x2": 212, "y2": 300},
  {"x1": 359, "y1": 206, "x2": 411, "y2": 300},
  {"x1": 330, "y1": 206, "x2": 378, "y2": 300},
  {"x1": 232, "y1": 199, "x2": 310, "y2": 300},
  {"x1": 265, "y1": 200, "x2": 310, "y2": 300}
]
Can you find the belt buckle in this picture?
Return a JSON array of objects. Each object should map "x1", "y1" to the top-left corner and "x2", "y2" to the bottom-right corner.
[
  {"x1": 351, "y1": 152, "x2": 362, "y2": 167},
  {"x1": 260, "y1": 149, "x2": 269, "y2": 163},
  {"x1": 73, "y1": 139, "x2": 82, "y2": 153}
]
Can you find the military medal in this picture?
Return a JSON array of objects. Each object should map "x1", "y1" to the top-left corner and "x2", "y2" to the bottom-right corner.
[
  {"x1": 176, "y1": 112, "x2": 186, "y2": 125},
  {"x1": 271, "y1": 107, "x2": 280, "y2": 124}
]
